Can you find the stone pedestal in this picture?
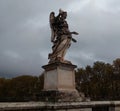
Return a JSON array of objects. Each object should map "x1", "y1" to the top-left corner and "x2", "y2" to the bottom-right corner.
[{"x1": 41, "y1": 62, "x2": 83, "y2": 102}]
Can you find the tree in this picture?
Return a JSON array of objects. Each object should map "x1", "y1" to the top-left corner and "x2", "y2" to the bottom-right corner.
[
  {"x1": 75, "y1": 59, "x2": 120, "y2": 100},
  {"x1": 112, "y1": 58, "x2": 120, "y2": 99}
]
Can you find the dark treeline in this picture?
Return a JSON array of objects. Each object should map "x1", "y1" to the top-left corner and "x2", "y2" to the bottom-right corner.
[
  {"x1": 0, "y1": 74, "x2": 44, "y2": 102},
  {"x1": 0, "y1": 58, "x2": 120, "y2": 101},
  {"x1": 76, "y1": 58, "x2": 120, "y2": 100}
]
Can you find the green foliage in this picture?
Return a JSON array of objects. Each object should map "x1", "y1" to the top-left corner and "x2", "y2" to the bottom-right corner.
[{"x1": 75, "y1": 58, "x2": 120, "y2": 101}]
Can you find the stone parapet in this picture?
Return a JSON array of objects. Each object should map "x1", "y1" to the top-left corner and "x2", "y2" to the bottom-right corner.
[{"x1": 0, "y1": 101, "x2": 120, "y2": 111}]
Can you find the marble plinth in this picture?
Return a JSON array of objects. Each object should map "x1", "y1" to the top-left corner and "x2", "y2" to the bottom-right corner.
[{"x1": 41, "y1": 62, "x2": 83, "y2": 102}]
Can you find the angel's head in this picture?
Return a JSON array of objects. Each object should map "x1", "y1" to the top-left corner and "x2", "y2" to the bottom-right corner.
[
  {"x1": 59, "y1": 9, "x2": 64, "y2": 13},
  {"x1": 59, "y1": 9, "x2": 67, "y2": 19},
  {"x1": 62, "y1": 12, "x2": 67, "y2": 19}
]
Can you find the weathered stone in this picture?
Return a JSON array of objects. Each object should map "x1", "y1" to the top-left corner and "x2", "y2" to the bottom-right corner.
[
  {"x1": 42, "y1": 62, "x2": 77, "y2": 91},
  {"x1": 41, "y1": 62, "x2": 84, "y2": 102},
  {"x1": 0, "y1": 101, "x2": 120, "y2": 111},
  {"x1": 49, "y1": 9, "x2": 79, "y2": 63}
]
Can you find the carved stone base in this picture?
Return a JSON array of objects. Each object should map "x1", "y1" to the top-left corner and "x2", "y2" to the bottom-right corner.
[
  {"x1": 41, "y1": 62, "x2": 85, "y2": 102},
  {"x1": 36, "y1": 90, "x2": 85, "y2": 102},
  {"x1": 42, "y1": 62, "x2": 77, "y2": 91}
]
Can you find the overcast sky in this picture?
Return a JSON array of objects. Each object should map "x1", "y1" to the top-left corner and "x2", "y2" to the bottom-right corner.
[{"x1": 0, "y1": 0, "x2": 120, "y2": 77}]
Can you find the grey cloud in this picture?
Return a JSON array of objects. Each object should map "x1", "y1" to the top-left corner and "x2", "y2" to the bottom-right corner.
[{"x1": 0, "y1": 0, "x2": 120, "y2": 77}]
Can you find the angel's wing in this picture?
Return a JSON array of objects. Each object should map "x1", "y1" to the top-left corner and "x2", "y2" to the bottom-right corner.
[{"x1": 49, "y1": 12, "x2": 56, "y2": 42}]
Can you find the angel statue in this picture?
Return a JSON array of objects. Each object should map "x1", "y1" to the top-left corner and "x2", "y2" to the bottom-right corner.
[{"x1": 48, "y1": 9, "x2": 79, "y2": 64}]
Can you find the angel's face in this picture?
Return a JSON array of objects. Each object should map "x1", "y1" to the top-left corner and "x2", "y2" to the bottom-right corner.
[{"x1": 62, "y1": 12, "x2": 67, "y2": 19}]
